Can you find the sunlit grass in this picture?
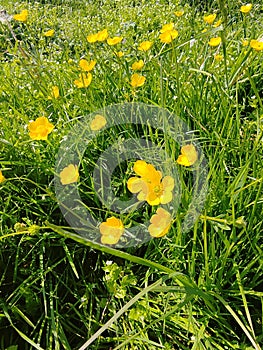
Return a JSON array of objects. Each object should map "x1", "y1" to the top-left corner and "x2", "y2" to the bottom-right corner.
[{"x1": 0, "y1": 0, "x2": 262, "y2": 349}]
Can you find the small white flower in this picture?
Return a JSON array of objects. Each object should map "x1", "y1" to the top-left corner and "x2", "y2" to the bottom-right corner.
[
  {"x1": 189, "y1": 39, "x2": 196, "y2": 48},
  {"x1": 0, "y1": 9, "x2": 12, "y2": 23}
]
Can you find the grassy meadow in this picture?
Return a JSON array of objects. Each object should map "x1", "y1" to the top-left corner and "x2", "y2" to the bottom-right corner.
[{"x1": 0, "y1": 0, "x2": 263, "y2": 349}]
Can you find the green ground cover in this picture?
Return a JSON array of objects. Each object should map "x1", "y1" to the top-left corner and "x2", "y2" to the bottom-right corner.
[{"x1": 0, "y1": 0, "x2": 262, "y2": 349}]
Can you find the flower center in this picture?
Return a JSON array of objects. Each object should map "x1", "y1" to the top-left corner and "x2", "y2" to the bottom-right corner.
[{"x1": 154, "y1": 184, "x2": 163, "y2": 196}]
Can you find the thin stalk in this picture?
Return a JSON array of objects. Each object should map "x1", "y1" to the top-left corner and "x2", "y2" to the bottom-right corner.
[{"x1": 218, "y1": 0, "x2": 229, "y2": 87}]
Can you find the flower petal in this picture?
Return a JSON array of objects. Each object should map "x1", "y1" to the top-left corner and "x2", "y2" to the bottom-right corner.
[
  {"x1": 160, "y1": 191, "x2": 173, "y2": 204},
  {"x1": 127, "y1": 177, "x2": 144, "y2": 193},
  {"x1": 162, "y1": 176, "x2": 174, "y2": 191},
  {"x1": 101, "y1": 233, "x2": 121, "y2": 245},
  {"x1": 133, "y1": 160, "x2": 148, "y2": 177},
  {"x1": 0, "y1": 170, "x2": 6, "y2": 183}
]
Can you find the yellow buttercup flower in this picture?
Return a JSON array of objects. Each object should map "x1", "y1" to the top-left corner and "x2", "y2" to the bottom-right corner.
[
  {"x1": 47, "y1": 85, "x2": 59, "y2": 99},
  {"x1": 208, "y1": 37, "x2": 221, "y2": 47},
  {"x1": 214, "y1": 54, "x2": 223, "y2": 61},
  {"x1": 28, "y1": 116, "x2": 54, "y2": 140},
  {"x1": 213, "y1": 19, "x2": 222, "y2": 27},
  {"x1": 74, "y1": 73, "x2": 92, "y2": 88},
  {"x1": 107, "y1": 36, "x2": 123, "y2": 45},
  {"x1": 174, "y1": 10, "x2": 184, "y2": 17},
  {"x1": 147, "y1": 175, "x2": 174, "y2": 206},
  {"x1": 160, "y1": 23, "x2": 174, "y2": 33},
  {"x1": 240, "y1": 4, "x2": 252, "y2": 13},
  {"x1": 87, "y1": 29, "x2": 108, "y2": 43},
  {"x1": 138, "y1": 41, "x2": 153, "y2": 52},
  {"x1": 0, "y1": 170, "x2": 6, "y2": 184},
  {"x1": 250, "y1": 39, "x2": 263, "y2": 51},
  {"x1": 203, "y1": 14, "x2": 217, "y2": 24},
  {"x1": 131, "y1": 60, "x2": 144, "y2": 70},
  {"x1": 242, "y1": 40, "x2": 249, "y2": 46},
  {"x1": 87, "y1": 33, "x2": 98, "y2": 43},
  {"x1": 114, "y1": 51, "x2": 124, "y2": 58},
  {"x1": 79, "y1": 59, "x2": 96, "y2": 72},
  {"x1": 44, "y1": 29, "x2": 55, "y2": 37},
  {"x1": 99, "y1": 217, "x2": 124, "y2": 245},
  {"x1": 148, "y1": 208, "x2": 172, "y2": 238},
  {"x1": 127, "y1": 160, "x2": 174, "y2": 206},
  {"x1": 115, "y1": 51, "x2": 124, "y2": 58},
  {"x1": 177, "y1": 144, "x2": 198, "y2": 166},
  {"x1": 90, "y1": 115, "x2": 107, "y2": 131},
  {"x1": 96, "y1": 29, "x2": 108, "y2": 41},
  {"x1": 13, "y1": 9, "x2": 28, "y2": 23},
  {"x1": 60, "y1": 164, "x2": 79, "y2": 185},
  {"x1": 130, "y1": 73, "x2": 146, "y2": 88},
  {"x1": 159, "y1": 29, "x2": 178, "y2": 44}
]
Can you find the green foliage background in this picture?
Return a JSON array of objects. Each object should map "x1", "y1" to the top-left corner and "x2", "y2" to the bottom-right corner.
[{"x1": 0, "y1": 0, "x2": 262, "y2": 349}]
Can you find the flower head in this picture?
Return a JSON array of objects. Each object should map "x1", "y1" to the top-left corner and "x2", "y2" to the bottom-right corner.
[
  {"x1": 99, "y1": 217, "x2": 124, "y2": 245},
  {"x1": 79, "y1": 59, "x2": 96, "y2": 72},
  {"x1": 28, "y1": 116, "x2": 54, "y2": 140},
  {"x1": 148, "y1": 208, "x2": 172, "y2": 238},
  {"x1": 177, "y1": 144, "x2": 198, "y2": 166},
  {"x1": 97, "y1": 29, "x2": 108, "y2": 41},
  {"x1": 174, "y1": 10, "x2": 184, "y2": 17},
  {"x1": 90, "y1": 115, "x2": 107, "y2": 131},
  {"x1": 214, "y1": 54, "x2": 223, "y2": 61},
  {"x1": 115, "y1": 51, "x2": 124, "y2": 58},
  {"x1": 208, "y1": 36, "x2": 221, "y2": 47},
  {"x1": 242, "y1": 39, "x2": 249, "y2": 46},
  {"x1": 74, "y1": 73, "x2": 92, "y2": 88},
  {"x1": 87, "y1": 33, "x2": 98, "y2": 43},
  {"x1": 250, "y1": 39, "x2": 263, "y2": 51},
  {"x1": 127, "y1": 160, "x2": 174, "y2": 206},
  {"x1": 127, "y1": 160, "x2": 162, "y2": 202},
  {"x1": 87, "y1": 29, "x2": 108, "y2": 43},
  {"x1": 47, "y1": 85, "x2": 59, "y2": 99},
  {"x1": 107, "y1": 36, "x2": 123, "y2": 45},
  {"x1": 44, "y1": 29, "x2": 55, "y2": 37},
  {"x1": 131, "y1": 60, "x2": 144, "y2": 70},
  {"x1": 60, "y1": 164, "x2": 79, "y2": 185},
  {"x1": 160, "y1": 23, "x2": 174, "y2": 33},
  {"x1": 13, "y1": 9, "x2": 28, "y2": 23},
  {"x1": 147, "y1": 175, "x2": 174, "y2": 206},
  {"x1": 138, "y1": 41, "x2": 153, "y2": 52},
  {"x1": 203, "y1": 14, "x2": 217, "y2": 24},
  {"x1": 159, "y1": 29, "x2": 178, "y2": 44},
  {"x1": 0, "y1": 170, "x2": 6, "y2": 184},
  {"x1": 213, "y1": 19, "x2": 222, "y2": 27},
  {"x1": 130, "y1": 73, "x2": 146, "y2": 88},
  {"x1": 240, "y1": 4, "x2": 252, "y2": 13}
]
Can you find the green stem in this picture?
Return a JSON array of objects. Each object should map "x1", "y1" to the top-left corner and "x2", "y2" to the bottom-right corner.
[
  {"x1": 0, "y1": 227, "x2": 50, "y2": 241},
  {"x1": 218, "y1": 0, "x2": 229, "y2": 87},
  {"x1": 0, "y1": 231, "x2": 27, "y2": 240},
  {"x1": 200, "y1": 215, "x2": 229, "y2": 224}
]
